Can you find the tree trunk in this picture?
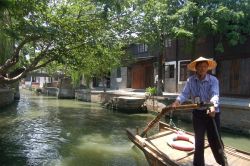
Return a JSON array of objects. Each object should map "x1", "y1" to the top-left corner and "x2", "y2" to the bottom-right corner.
[
  {"x1": 157, "y1": 52, "x2": 164, "y2": 96},
  {"x1": 192, "y1": 13, "x2": 198, "y2": 59},
  {"x1": 58, "y1": 77, "x2": 63, "y2": 98},
  {"x1": 157, "y1": 36, "x2": 166, "y2": 96},
  {"x1": 101, "y1": 77, "x2": 106, "y2": 92},
  {"x1": 175, "y1": 39, "x2": 179, "y2": 93}
]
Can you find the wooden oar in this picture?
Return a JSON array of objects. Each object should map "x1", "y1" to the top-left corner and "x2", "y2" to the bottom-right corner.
[
  {"x1": 211, "y1": 118, "x2": 229, "y2": 166},
  {"x1": 140, "y1": 103, "x2": 200, "y2": 137}
]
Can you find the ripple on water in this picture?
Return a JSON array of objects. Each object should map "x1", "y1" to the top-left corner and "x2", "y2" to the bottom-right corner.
[{"x1": 59, "y1": 133, "x2": 148, "y2": 166}]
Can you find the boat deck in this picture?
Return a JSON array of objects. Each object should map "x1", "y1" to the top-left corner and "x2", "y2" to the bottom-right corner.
[{"x1": 127, "y1": 122, "x2": 250, "y2": 166}]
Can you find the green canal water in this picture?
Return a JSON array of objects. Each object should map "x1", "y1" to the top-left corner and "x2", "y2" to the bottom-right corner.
[{"x1": 0, "y1": 90, "x2": 249, "y2": 166}]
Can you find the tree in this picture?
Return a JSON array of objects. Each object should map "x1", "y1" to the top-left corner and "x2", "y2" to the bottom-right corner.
[
  {"x1": 79, "y1": 43, "x2": 125, "y2": 92},
  {"x1": 0, "y1": 0, "x2": 129, "y2": 86},
  {"x1": 46, "y1": 0, "x2": 133, "y2": 91},
  {"x1": 0, "y1": 0, "x2": 14, "y2": 72},
  {"x1": 130, "y1": 0, "x2": 179, "y2": 95},
  {"x1": 169, "y1": 0, "x2": 250, "y2": 55}
]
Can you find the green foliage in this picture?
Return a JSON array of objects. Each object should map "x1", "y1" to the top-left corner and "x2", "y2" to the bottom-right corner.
[
  {"x1": 70, "y1": 70, "x2": 82, "y2": 88},
  {"x1": 131, "y1": 0, "x2": 250, "y2": 56},
  {"x1": 131, "y1": 0, "x2": 173, "y2": 49},
  {"x1": 0, "y1": 32, "x2": 13, "y2": 64},
  {"x1": 168, "y1": 0, "x2": 250, "y2": 53},
  {"x1": 0, "y1": 0, "x2": 132, "y2": 84},
  {"x1": 0, "y1": 0, "x2": 13, "y2": 65},
  {"x1": 146, "y1": 86, "x2": 157, "y2": 96},
  {"x1": 215, "y1": 42, "x2": 224, "y2": 53}
]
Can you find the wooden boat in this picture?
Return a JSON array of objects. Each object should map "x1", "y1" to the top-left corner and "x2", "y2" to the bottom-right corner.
[{"x1": 126, "y1": 121, "x2": 250, "y2": 166}]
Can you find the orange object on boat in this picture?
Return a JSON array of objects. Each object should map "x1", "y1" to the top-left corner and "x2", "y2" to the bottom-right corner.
[{"x1": 167, "y1": 133, "x2": 195, "y2": 151}]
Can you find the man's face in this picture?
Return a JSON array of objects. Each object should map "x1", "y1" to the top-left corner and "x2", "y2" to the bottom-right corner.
[{"x1": 195, "y1": 61, "x2": 208, "y2": 77}]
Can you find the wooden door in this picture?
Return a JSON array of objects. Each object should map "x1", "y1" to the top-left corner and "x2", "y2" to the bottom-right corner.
[{"x1": 132, "y1": 65, "x2": 145, "y2": 89}]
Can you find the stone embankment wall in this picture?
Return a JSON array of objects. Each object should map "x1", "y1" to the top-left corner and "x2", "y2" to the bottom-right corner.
[
  {"x1": 220, "y1": 105, "x2": 250, "y2": 135},
  {"x1": 0, "y1": 89, "x2": 14, "y2": 107},
  {"x1": 42, "y1": 87, "x2": 58, "y2": 96},
  {"x1": 57, "y1": 88, "x2": 75, "y2": 99},
  {"x1": 75, "y1": 90, "x2": 147, "y2": 113},
  {"x1": 42, "y1": 87, "x2": 75, "y2": 99},
  {"x1": 75, "y1": 89, "x2": 136, "y2": 103},
  {"x1": 57, "y1": 78, "x2": 75, "y2": 99}
]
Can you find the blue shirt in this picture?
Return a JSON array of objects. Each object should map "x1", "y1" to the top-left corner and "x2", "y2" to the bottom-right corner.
[{"x1": 176, "y1": 74, "x2": 220, "y2": 112}]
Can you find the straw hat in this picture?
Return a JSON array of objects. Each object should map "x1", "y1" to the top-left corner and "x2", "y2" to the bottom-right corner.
[{"x1": 187, "y1": 57, "x2": 217, "y2": 71}]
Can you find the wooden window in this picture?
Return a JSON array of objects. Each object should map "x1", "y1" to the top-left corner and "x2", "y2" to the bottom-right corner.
[
  {"x1": 32, "y1": 76, "x2": 36, "y2": 82},
  {"x1": 25, "y1": 76, "x2": 31, "y2": 81},
  {"x1": 138, "y1": 44, "x2": 148, "y2": 53},
  {"x1": 165, "y1": 39, "x2": 172, "y2": 48},
  {"x1": 165, "y1": 64, "x2": 175, "y2": 78},
  {"x1": 117, "y1": 67, "x2": 121, "y2": 78}
]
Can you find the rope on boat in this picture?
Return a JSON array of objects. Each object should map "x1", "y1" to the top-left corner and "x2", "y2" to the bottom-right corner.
[
  {"x1": 168, "y1": 110, "x2": 185, "y2": 134},
  {"x1": 168, "y1": 110, "x2": 177, "y2": 128}
]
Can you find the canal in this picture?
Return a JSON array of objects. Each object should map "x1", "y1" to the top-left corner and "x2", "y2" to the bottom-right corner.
[
  {"x1": 0, "y1": 90, "x2": 249, "y2": 166},
  {"x1": 0, "y1": 90, "x2": 151, "y2": 166}
]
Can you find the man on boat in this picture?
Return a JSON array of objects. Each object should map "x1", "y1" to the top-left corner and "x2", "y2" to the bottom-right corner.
[{"x1": 172, "y1": 57, "x2": 225, "y2": 166}]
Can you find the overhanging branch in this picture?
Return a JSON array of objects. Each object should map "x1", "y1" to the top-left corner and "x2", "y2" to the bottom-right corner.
[
  {"x1": 0, "y1": 36, "x2": 41, "y2": 75},
  {"x1": 32, "y1": 58, "x2": 55, "y2": 70}
]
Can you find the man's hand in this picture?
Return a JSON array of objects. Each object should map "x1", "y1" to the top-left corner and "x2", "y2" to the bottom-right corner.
[
  {"x1": 207, "y1": 106, "x2": 216, "y2": 117},
  {"x1": 172, "y1": 100, "x2": 180, "y2": 109}
]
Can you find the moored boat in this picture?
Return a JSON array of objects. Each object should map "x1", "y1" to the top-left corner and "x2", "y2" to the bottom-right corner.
[{"x1": 126, "y1": 121, "x2": 250, "y2": 166}]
